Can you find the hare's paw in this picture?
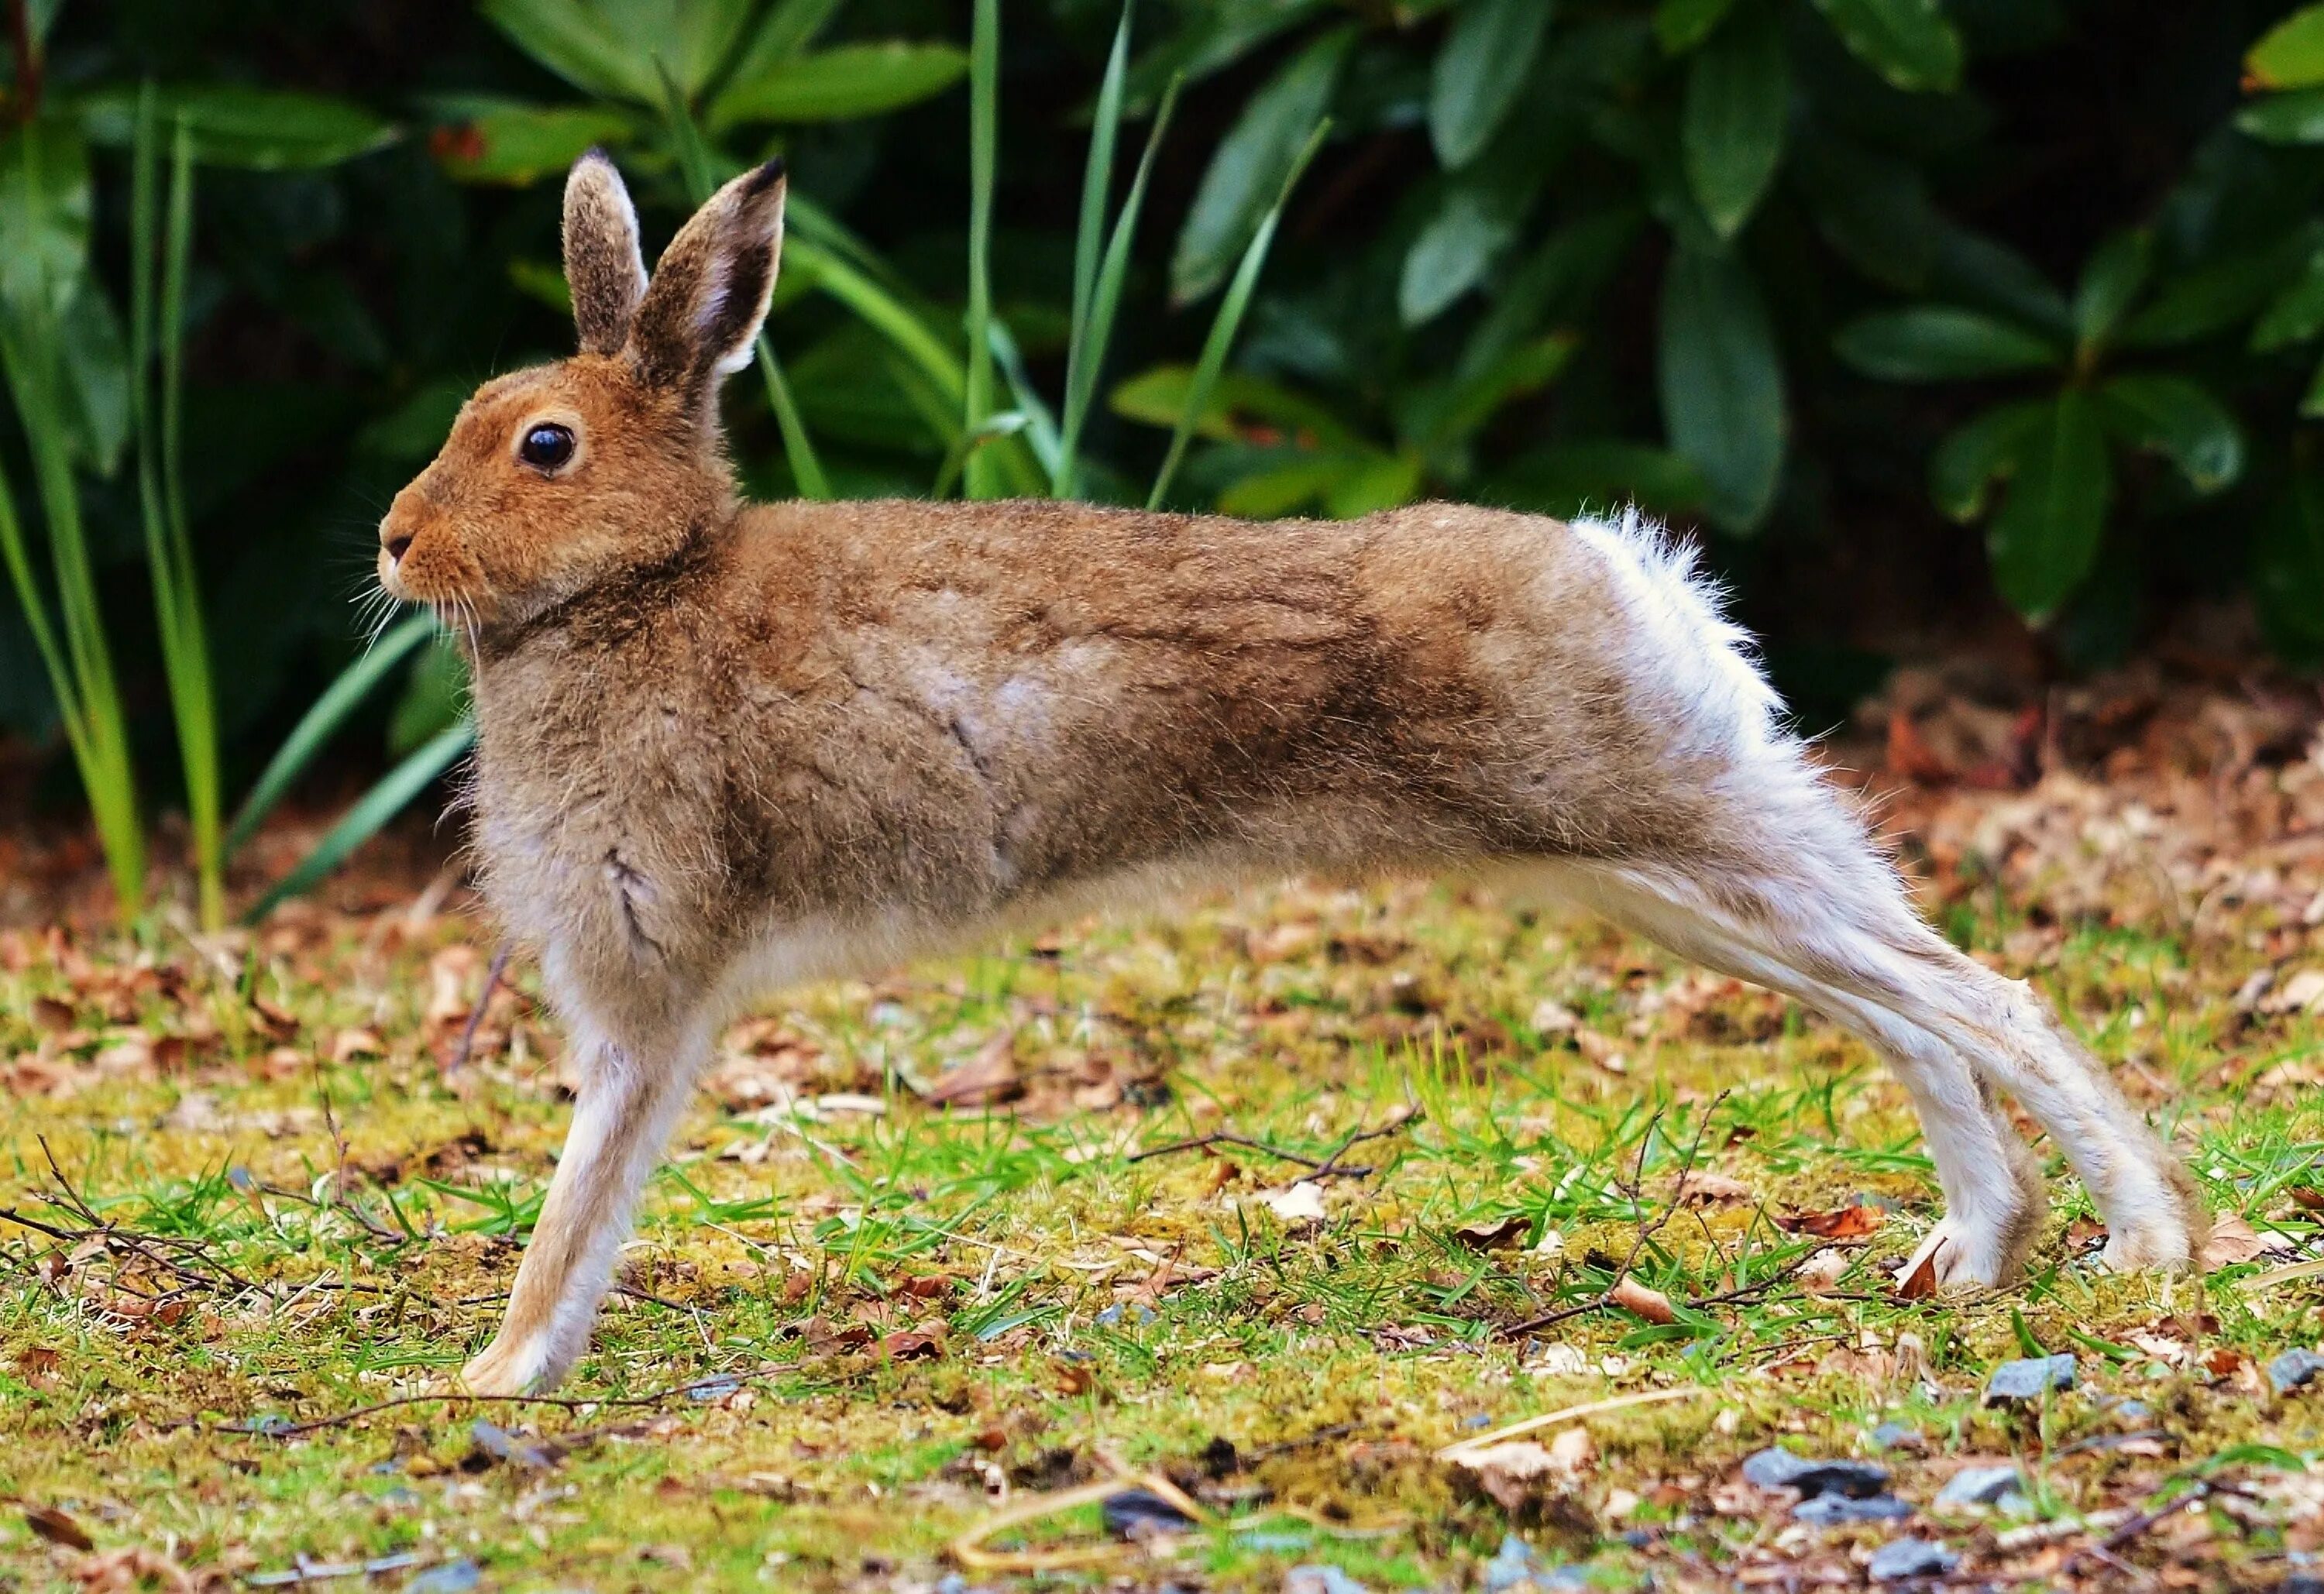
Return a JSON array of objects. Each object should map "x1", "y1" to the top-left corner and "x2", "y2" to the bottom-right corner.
[
  {"x1": 1897, "y1": 1213, "x2": 2027, "y2": 1293},
  {"x1": 461, "y1": 1334, "x2": 559, "y2": 1397},
  {"x1": 2098, "y1": 1208, "x2": 2198, "y2": 1274}
]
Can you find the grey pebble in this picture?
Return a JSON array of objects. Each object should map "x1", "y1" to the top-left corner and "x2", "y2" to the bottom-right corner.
[
  {"x1": 1868, "y1": 1537, "x2": 1961, "y2": 1581},
  {"x1": 1284, "y1": 1568, "x2": 1370, "y2": 1594},
  {"x1": 1983, "y1": 1354, "x2": 2077, "y2": 1404},
  {"x1": 1934, "y1": 1465, "x2": 2025, "y2": 1508},
  {"x1": 2270, "y1": 1347, "x2": 2324, "y2": 1394},
  {"x1": 1741, "y1": 1446, "x2": 1890, "y2": 1498},
  {"x1": 1794, "y1": 1493, "x2": 1915, "y2": 1525},
  {"x1": 1868, "y1": 1421, "x2": 1923, "y2": 1452}
]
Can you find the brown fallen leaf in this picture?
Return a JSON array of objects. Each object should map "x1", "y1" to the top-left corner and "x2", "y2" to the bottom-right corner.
[
  {"x1": 1453, "y1": 1215, "x2": 1530, "y2": 1251},
  {"x1": 23, "y1": 1502, "x2": 95, "y2": 1551},
  {"x1": 2200, "y1": 1212, "x2": 2273, "y2": 1269},
  {"x1": 1607, "y1": 1277, "x2": 1675, "y2": 1324},
  {"x1": 67, "y1": 1544, "x2": 194, "y2": 1592},
  {"x1": 878, "y1": 1321, "x2": 947, "y2": 1360},
  {"x1": 1673, "y1": 1170, "x2": 1755, "y2": 1206},
  {"x1": 30, "y1": 995, "x2": 75, "y2": 1032},
  {"x1": 1447, "y1": 1427, "x2": 1596, "y2": 1513},
  {"x1": 924, "y1": 1031, "x2": 1023, "y2": 1108},
  {"x1": 1778, "y1": 1204, "x2": 1884, "y2": 1239}
]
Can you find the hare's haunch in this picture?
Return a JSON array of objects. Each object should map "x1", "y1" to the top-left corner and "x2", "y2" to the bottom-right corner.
[{"x1": 379, "y1": 153, "x2": 2204, "y2": 1396}]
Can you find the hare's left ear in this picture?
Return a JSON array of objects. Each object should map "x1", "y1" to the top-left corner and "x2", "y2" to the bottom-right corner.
[
  {"x1": 564, "y1": 151, "x2": 647, "y2": 356},
  {"x1": 627, "y1": 157, "x2": 786, "y2": 404}
]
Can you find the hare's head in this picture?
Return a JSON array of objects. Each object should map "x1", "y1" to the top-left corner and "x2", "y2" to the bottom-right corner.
[{"x1": 378, "y1": 152, "x2": 784, "y2": 629}]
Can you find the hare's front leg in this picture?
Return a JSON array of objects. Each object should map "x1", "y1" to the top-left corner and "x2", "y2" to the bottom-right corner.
[{"x1": 462, "y1": 1013, "x2": 710, "y2": 1394}]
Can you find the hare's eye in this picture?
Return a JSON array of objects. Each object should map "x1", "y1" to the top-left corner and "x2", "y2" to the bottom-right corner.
[{"x1": 518, "y1": 423, "x2": 576, "y2": 470}]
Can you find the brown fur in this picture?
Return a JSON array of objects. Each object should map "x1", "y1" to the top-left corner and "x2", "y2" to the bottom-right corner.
[{"x1": 379, "y1": 156, "x2": 2205, "y2": 1396}]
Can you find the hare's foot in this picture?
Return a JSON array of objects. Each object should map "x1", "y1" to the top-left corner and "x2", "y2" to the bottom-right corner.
[
  {"x1": 459, "y1": 1333, "x2": 560, "y2": 1397},
  {"x1": 2096, "y1": 1166, "x2": 2202, "y2": 1273},
  {"x1": 1899, "y1": 1166, "x2": 2046, "y2": 1291}
]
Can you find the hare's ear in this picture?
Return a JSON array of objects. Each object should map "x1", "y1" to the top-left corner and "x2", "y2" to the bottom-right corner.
[
  {"x1": 626, "y1": 157, "x2": 786, "y2": 403},
  {"x1": 563, "y1": 151, "x2": 647, "y2": 356}
]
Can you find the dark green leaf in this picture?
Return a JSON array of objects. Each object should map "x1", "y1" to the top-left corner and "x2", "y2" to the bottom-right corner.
[
  {"x1": 1810, "y1": 0, "x2": 1962, "y2": 93},
  {"x1": 1929, "y1": 223, "x2": 2073, "y2": 338},
  {"x1": 2236, "y1": 87, "x2": 2324, "y2": 144},
  {"x1": 1403, "y1": 333, "x2": 1575, "y2": 452},
  {"x1": 1456, "y1": 208, "x2": 1638, "y2": 380},
  {"x1": 2071, "y1": 229, "x2": 2150, "y2": 356},
  {"x1": 1790, "y1": 137, "x2": 1937, "y2": 290},
  {"x1": 2253, "y1": 249, "x2": 2324, "y2": 350},
  {"x1": 1659, "y1": 245, "x2": 1786, "y2": 532},
  {"x1": 422, "y1": 98, "x2": 636, "y2": 185},
  {"x1": 78, "y1": 86, "x2": 397, "y2": 169},
  {"x1": 713, "y1": 41, "x2": 970, "y2": 128},
  {"x1": 2094, "y1": 373, "x2": 2243, "y2": 493},
  {"x1": 0, "y1": 122, "x2": 91, "y2": 319},
  {"x1": 1430, "y1": 0, "x2": 1553, "y2": 169},
  {"x1": 1401, "y1": 172, "x2": 1530, "y2": 327},
  {"x1": 1683, "y1": 5, "x2": 1789, "y2": 239},
  {"x1": 2305, "y1": 350, "x2": 2324, "y2": 418},
  {"x1": 2119, "y1": 233, "x2": 2314, "y2": 347},
  {"x1": 1655, "y1": 0, "x2": 1738, "y2": 54},
  {"x1": 1172, "y1": 26, "x2": 1353, "y2": 304},
  {"x1": 481, "y1": 0, "x2": 754, "y2": 103},
  {"x1": 56, "y1": 283, "x2": 128, "y2": 476},
  {"x1": 2248, "y1": 5, "x2": 2324, "y2": 91},
  {"x1": 720, "y1": 0, "x2": 848, "y2": 94},
  {"x1": 1987, "y1": 391, "x2": 2109, "y2": 621},
  {"x1": 1928, "y1": 398, "x2": 2044, "y2": 522},
  {"x1": 1834, "y1": 306, "x2": 2061, "y2": 380}
]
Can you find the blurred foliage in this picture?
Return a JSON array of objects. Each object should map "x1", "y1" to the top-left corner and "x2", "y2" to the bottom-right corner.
[{"x1": 9, "y1": 0, "x2": 2324, "y2": 835}]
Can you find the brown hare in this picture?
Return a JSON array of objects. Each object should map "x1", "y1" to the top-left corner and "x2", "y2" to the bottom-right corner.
[{"x1": 378, "y1": 152, "x2": 2205, "y2": 1396}]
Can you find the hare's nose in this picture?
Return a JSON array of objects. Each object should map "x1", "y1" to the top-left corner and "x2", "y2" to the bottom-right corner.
[{"x1": 383, "y1": 531, "x2": 414, "y2": 564}]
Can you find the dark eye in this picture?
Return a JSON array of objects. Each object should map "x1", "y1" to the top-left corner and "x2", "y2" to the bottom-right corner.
[{"x1": 518, "y1": 423, "x2": 576, "y2": 470}]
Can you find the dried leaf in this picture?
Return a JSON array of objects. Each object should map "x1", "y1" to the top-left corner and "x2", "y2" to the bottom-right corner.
[
  {"x1": 2199, "y1": 1212, "x2": 2272, "y2": 1269},
  {"x1": 1453, "y1": 1214, "x2": 1530, "y2": 1250},
  {"x1": 923, "y1": 1031, "x2": 1023, "y2": 1108},
  {"x1": 1607, "y1": 1277, "x2": 1676, "y2": 1324},
  {"x1": 1779, "y1": 1204, "x2": 1885, "y2": 1239},
  {"x1": 1674, "y1": 1169, "x2": 1755, "y2": 1205},
  {"x1": 23, "y1": 1503, "x2": 94, "y2": 1551}
]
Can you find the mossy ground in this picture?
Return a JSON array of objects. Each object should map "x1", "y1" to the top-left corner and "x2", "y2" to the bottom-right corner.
[{"x1": 4, "y1": 863, "x2": 2322, "y2": 1591}]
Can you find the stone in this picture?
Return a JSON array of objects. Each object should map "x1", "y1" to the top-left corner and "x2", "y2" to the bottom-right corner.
[
  {"x1": 1983, "y1": 1354, "x2": 2077, "y2": 1404},
  {"x1": 1740, "y1": 1446, "x2": 1890, "y2": 1498},
  {"x1": 2270, "y1": 1347, "x2": 2324, "y2": 1395},
  {"x1": 1868, "y1": 1421, "x2": 1923, "y2": 1452},
  {"x1": 1868, "y1": 1538, "x2": 1960, "y2": 1581},
  {"x1": 1934, "y1": 1465, "x2": 2025, "y2": 1508},
  {"x1": 1794, "y1": 1493, "x2": 1915, "y2": 1525}
]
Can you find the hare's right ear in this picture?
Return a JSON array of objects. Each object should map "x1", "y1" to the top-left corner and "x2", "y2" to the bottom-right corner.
[
  {"x1": 625, "y1": 158, "x2": 786, "y2": 407},
  {"x1": 564, "y1": 150, "x2": 646, "y2": 356}
]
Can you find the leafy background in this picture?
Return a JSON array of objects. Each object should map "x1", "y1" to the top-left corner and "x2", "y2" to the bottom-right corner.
[{"x1": 10, "y1": 0, "x2": 2324, "y2": 838}]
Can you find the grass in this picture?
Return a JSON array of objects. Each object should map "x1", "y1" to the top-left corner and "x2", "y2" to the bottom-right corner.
[{"x1": 3, "y1": 867, "x2": 2323, "y2": 1589}]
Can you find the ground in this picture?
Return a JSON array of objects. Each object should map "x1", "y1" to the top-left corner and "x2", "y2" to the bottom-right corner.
[{"x1": 8, "y1": 659, "x2": 2324, "y2": 1592}]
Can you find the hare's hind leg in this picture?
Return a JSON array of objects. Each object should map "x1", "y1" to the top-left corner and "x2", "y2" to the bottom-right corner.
[
  {"x1": 1549, "y1": 860, "x2": 2049, "y2": 1287},
  {"x1": 1554, "y1": 826, "x2": 2202, "y2": 1283},
  {"x1": 461, "y1": 1009, "x2": 710, "y2": 1394}
]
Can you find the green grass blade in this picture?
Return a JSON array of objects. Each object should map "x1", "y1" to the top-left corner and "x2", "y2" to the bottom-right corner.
[
  {"x1": 1147, "y1": 119, "x2": 1327, "y2": 512},
  {"x1": 244, "y1": 719, "x2": 476, "y2": 924},
  {"x1": 961, "y1": 0, "x2": 1001, "y2": 499},
  {"x1": 1059, "y1": 73, "x2": 1179, "y2": 500},
  {"x1": 1055, "y1": 2, "x2": 1133, "y2": 494},
  {"x1": 786, "y1": 236, "x2": 964, "y2": 411},
  {"x1": 986, "y1": 318, "x2": 1061, "y2": 483},
  {"x1": 227, "y1": 612, "x2": 435, "y2": 858},
  {"x1": 658, "y1": 60, "x2": 830, "y2": 499}
]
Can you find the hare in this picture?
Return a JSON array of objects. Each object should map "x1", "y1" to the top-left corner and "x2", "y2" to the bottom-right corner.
[{"x1": 378, "y1": 152, "x2": 2205, "y2": 1396}]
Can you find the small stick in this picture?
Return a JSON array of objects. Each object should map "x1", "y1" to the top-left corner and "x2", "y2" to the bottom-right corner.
[
  {"x1": 1436, "y1": 1385, "x2": 1707, "y2": 1461},
  {"x1": 1128, "y1": 1106, "x2": 1421, "y2": 1180},
  {"x1": 444, "y1": 940, "x2": 513, "y2": 1074}
]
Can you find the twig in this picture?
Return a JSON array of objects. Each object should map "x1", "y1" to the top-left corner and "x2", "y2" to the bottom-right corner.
[
  {"x1": 948, "y1": 1453, "x2": 1213, "y2": 1574},
  {"x1": 445, "y1": 940, "x2": 513, "y2": 1074},
  {"x1": 1436, "y1": 1385, "x2": 1707, "y2": 1460},
  {"x1": 1128, "y1": 1106, "x2": 1421, "y2": 1180}
]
